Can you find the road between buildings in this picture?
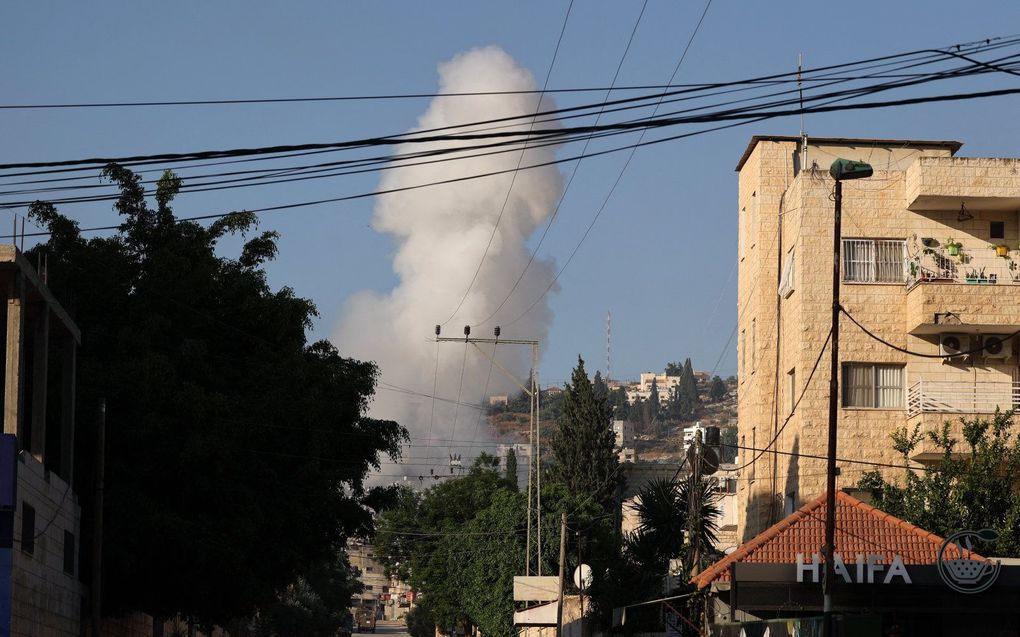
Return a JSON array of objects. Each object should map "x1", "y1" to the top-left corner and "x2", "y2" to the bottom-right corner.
[{"x1": 367, "y1": 620, "x2": 411, "y2": 637}]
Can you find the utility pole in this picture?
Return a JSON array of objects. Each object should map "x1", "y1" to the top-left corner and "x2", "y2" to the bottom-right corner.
[
  {"x1": 91, "y1": 398, "x2": 106, "y2": 637},
  {"x1": 432, "y1": 328, "x2": 542, "y2": 574},
  {"x1": 823, "y1": 159, "x2": 872, "y2": 637},
  {"x1": 556, "y1": 512, "x2": 567, "y2": 637}
]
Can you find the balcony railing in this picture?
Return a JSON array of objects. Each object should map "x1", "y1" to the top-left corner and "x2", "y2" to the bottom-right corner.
[
  {"x1": 907, "y1": 380, "x2": 1020, "y2": 417},
  {"x1": 906, "y1": 244, "x2": 1020, "y2": 288}
]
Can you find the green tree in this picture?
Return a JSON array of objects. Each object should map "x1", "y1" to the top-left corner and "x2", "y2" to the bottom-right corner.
[
  {"x1": 28, "y1": 165, "x2": 405, "y2": 623},
  {"x1": 253, "y1": 551, "x2": 363, "y2": 637},
  {"x1": 549, "y1": 357, "x2": 621, "y2": 510},
  {"x1": 626, "y1": 476, "x2": 721, "y2": 581},
  {"x1": 665, "y1": 362, "x2": 683, "y2": 377},
  {"x1": 504, "y1": 448, "x2": 518, "y2": 488},
  {"x1": 608, "y1": 387, "x2": 630, "y2": 419},
  {"x1": 858, "y1": 410, "x2": 1020, "y2": 556},
  {"x1": 681, "y1": 358, "x2": 700, "y2": 406},
  {"x1": 649, "y1": 379, "x2": 661, "y2": 422},
  {"x1": 709, "y1": 376, "x2": 728, "y2": 402},
  {"x1": 373, "y1": 459, "x2": 525, "y2": 637}
]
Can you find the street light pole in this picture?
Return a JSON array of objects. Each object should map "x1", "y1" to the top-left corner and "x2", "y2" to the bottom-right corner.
[{"x1": 823, "y1": 159, "x2": 872, "y2": 637}]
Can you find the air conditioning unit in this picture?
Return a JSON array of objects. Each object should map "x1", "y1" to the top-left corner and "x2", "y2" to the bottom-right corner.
[
  {"x1": 940, "y1": 333, "x2": 969, "y2": 358},
  {"x1": 982, "y1": 334, "x2": 1012, "y2": 359}
]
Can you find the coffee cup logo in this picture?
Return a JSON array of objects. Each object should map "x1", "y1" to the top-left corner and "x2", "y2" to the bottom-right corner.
[{"x1": 937, "y1": 529, "x2": 1001, "y2": 594}]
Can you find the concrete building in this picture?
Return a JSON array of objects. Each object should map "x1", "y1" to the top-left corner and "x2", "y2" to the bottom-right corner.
[
  {"x1": 611, "y1": 419, "x2": 636, "y2": 463},
  {"x1": 625, "y1": 372, "x2": 682, "y2": 404},
  {"x1": 0, "y1": 246, "x2": 83, "y2": 636},
  {"x1": 735, "y1": 135, "x2": 1020, "y2": 540},
  {"x1": 349, "y1": 541, "x2": 412, "y2": 621}
]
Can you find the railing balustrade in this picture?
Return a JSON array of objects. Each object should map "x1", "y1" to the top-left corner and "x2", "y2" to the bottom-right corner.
[{"x1": 906, "y1": 380, "x2": 1020, "y2": 417}]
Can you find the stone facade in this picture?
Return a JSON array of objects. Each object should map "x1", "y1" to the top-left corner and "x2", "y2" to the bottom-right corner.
[{"x1": 735, "y1": 136, "x2": 1020, "y2": 541}]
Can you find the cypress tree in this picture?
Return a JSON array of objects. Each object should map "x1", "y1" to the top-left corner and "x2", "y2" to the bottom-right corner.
[
  {"x1": 550, "y1": 356, "x2": 620, "y2": 510},
  {"x1": 504, "y1": 448, "x2": 518, "y2": 488}
]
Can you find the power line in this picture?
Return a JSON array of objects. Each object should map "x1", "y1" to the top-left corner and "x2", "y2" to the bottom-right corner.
[{"x1": 840, "y1": 305, "x2": 1020, "y2": 358}]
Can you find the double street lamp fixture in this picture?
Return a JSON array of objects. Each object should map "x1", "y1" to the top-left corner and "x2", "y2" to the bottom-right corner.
[{"x1": 823, "y1": 158, "x2": 873, "y2": 637}]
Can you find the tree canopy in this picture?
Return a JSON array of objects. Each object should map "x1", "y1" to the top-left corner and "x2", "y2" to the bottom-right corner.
[
  {"x1": 857, "y1": 411, "x2": 1020, "y2": 556},
  {"x1": 549, "y1": 356, "x2": 621, "y2": 510},
  {"x1": 28, "y1": 165, "x2": 405, "y2": 623}
]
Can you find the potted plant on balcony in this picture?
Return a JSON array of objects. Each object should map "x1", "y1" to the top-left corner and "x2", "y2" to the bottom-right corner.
[
  {"x1": 991, "y1": 243, "x2": 1010, "y2": 257},
  {"x1": 944, "y1": 238, "x2": 963, "y2": 257}
]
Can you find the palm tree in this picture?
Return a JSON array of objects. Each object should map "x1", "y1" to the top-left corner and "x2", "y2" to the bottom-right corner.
[{"x1": 626, "y1": 475, "x2": 721, "y2": 577}]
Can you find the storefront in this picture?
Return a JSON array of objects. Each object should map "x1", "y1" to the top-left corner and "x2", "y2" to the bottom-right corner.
[{"x1": 694, "y1": 491, "x2": 1020, "y2": 636}]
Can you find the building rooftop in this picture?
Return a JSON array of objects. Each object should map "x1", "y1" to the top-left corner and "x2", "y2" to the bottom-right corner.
[
  {"x1": 693, "y1": 490, "x2": 977, "y2": 589},
  {"x1": 734, "y1": 135, "x2": 963, "y2": 171}
]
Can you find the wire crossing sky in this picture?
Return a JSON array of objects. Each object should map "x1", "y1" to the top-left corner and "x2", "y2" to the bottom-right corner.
[{"x1": 3, "y1": 1, "x2": 1019, "y2": 388}]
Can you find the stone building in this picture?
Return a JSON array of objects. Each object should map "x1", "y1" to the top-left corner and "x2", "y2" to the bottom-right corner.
[
  {"x1": 735, "y1": 135, "x2": 1020, "y2": 540},
  {"x1": 0, "y1": 246, "x2": 82, "y2": 636}
]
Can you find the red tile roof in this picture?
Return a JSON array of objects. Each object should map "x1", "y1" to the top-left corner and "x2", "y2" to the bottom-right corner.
[{"x1": 693, "y1": 491, "x2": 978, "y2": 588}]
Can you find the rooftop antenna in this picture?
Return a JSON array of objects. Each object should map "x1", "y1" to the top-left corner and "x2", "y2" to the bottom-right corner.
[
  {"x1": 606, "y1": 310, "x2": 612, "y2": 383},
  {"x1": 798, "y1": 54, "x2": 810, "y2": 174}
]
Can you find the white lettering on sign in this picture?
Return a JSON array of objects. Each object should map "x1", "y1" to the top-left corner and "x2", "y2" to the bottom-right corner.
[
  {"x1": 795, "y1": 553, "x2": 912, "y2": 584},
  {"x1": 796, "y1": 553, "x2": 820, "y2": 583}
]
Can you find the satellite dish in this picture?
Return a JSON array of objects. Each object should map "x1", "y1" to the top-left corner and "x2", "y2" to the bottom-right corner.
[
  {"x1": 686, "y1": 445, "x2": 720, "y2": 476},
  {"x1": 573, "y1": 564, "x2": 593, "y2": 590}
]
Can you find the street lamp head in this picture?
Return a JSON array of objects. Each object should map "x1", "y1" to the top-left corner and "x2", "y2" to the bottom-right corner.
[{"x1": 829, "y1": 158, "x2": 873, "y2": 181}]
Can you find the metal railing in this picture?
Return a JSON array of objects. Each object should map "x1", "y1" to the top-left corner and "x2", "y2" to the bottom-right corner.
[
  {"x1": 906, "y1": 380, "x2": 1020, "y2": 417},
  {"x1": 906, "y1": 244, "x2": 1020, "y2": 288}
]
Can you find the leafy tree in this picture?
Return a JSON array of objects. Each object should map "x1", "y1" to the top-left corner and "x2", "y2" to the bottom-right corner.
[
  {"x1": 549, "y1": 357, "x2": 621, "y2": 510},
  {"x1": 373, "y1": 459, "x2": 525, "y2": 637},
  {"x1": 253, "y1": 551, "x2": 362, "y2": 637},
  {"x1": 593, "y1": 370, "x2": 608, "y2": 403},
  {"x1": 27, "y1": 165, "x2": 405, "y2": 623},
  {"x1": 857, "y1": 410, "x2": 1020, "y2": 556},
  {"x1": 504, "y1": 448, "x2": 518, "y2": 488},
  {"x1": 665, "y1": 362, "x2": 683, "y2": 377},
  {"x1": 649, "y1": 379, "x2": 661, "y2": 422},
  {"x1": 709, "y1": 376, "x2": 728, "y2": 402},
  {"x1": 608, "y1": 387, "x2": 629, "y2": 419},
  {"x1": 405, "y1": 606, "x2": 435, "y2": 637},
  {"x1": 681, "y1": 358, "x2": 700, "y2": 406},
  {"x1": 626, "y1": 476, "x2": 721, "y2": 578}
]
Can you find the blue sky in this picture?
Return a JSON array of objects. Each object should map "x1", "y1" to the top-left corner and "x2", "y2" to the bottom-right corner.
[{"x1": 3, "y1": 1, "x2": 1019, "y2": 386}]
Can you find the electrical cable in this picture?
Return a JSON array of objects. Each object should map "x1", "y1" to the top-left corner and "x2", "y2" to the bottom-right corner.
[{"x1": 840, "y1": 305, "x2": 1020, "y2": 358}]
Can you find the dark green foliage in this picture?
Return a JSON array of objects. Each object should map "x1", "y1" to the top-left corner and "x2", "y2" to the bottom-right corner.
[
  {"x1": 28, "y1": 166, "x2": 405, "y2": 623},
  {"x1": 405, "y1": 605, "x2": 435, "y2": 637},
  {"x1": 373, "y1": 461, "x2": 526, "y2": 637},
  {"x1": 549, "y1": 357, "x2": 621, "y2": 510},
  {"x1": 858, "y1": 411, "x2": 1020, "y2": 556},
  {"x1": 649, "y1": 379, "x2": 661, "y2": 421},
  {"x1": 626, "y1": 476, "x2": 721, "y2": 577},
  {"x1": 665, "y1": 362, "x2": 684, "y2": 377},
  {"x1": 608, "y1": 387, "x2": 629, "y2": 419},
  {"x1": 252, "y1": 552, "x2": 362, "y2": 637},
  {"x1": 709, "y1": 376, "x2": 728, "y2": 402},
  {"x1": 504, "y1": 448, "x2": 518, "y2": 488}
]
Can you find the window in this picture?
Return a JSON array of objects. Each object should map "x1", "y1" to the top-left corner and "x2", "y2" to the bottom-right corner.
[
  {"x1": 778, "y1": 249, "x2": 796, "y2": 298},
  {"x1": 365, "y1": 585, "x2": 374, "y2": 591},
  {"x1": 843, "y1": 239, "x2": 906, "y2": 283},
  {"x1": 787, "y1": 368, "x2": 797, "y2": 414},
  {"x1": 991, "y1": 221, "x2": 1005, "y2": 239},
  {"x1": 842, "y1": 363, "x2": 905, "y2": 408},
  {"x1": 63, "y1": 530, "x2": 75, "y2": 575},
  {"x1": 366, "y1": 566, "x2": 373, "y2": 572},
  {"x1": 21, "y1": 503, "x2": 35, "y2": 555},
  {"x1": 784, "y1": 492, "x2": 796, "y2": 516}
]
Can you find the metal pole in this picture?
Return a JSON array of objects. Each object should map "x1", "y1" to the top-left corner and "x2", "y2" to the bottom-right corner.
[
  {"x1": 823, "y1": 180, "x2": 842, "y2": 637},
  {"x1": 91, "y1": 398, "x2": 106, "y2": 637},
  {"x1": 556, "y1": 512, "x2": 567, "y2": 637},
  {"x1": 535, "y1": 343, "x2": 542, "y2": 577}
]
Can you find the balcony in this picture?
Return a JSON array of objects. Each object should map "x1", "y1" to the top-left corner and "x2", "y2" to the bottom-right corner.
[
  {"x1": 907, "y1": 245, "x2": 1020, "y2": 288},
  {"x1": 906, "y1": 380, "x2": 1020, "y2": 417}
]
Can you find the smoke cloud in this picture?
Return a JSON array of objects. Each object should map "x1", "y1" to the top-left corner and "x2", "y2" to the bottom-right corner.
[{"x1": 334, "y1": 46, "x2": 563, "y2": 481}]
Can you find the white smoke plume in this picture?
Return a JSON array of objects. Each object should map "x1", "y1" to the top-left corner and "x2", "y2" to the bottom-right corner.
[{"x1": 334, "y1": 46, "x2": 564, "y2": 482}]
